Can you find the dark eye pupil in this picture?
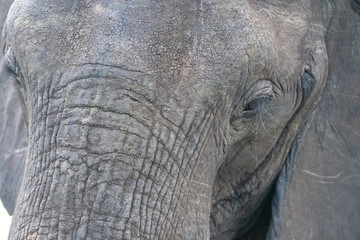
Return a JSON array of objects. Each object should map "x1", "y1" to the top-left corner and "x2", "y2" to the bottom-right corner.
[
  {"x1": 244, "y1": 97, "x2": 269, "y2": 112},
  {"x1": 246, "y1": 102, "x2": 257, "y2": 111}
]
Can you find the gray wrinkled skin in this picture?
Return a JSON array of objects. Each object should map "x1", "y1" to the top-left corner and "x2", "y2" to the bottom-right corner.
[{"x1": 0, "y1": 0, "x2": 359, "y2": 239}]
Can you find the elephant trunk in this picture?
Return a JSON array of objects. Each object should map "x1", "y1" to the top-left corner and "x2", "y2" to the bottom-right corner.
[{"x1": 10, "y1": 74, "x2": 214, "y2": 239}]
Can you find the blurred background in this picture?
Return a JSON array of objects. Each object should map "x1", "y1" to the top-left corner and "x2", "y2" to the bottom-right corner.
[{"x1": 0, "y1": 200, "x2": 11, "y2": 240}]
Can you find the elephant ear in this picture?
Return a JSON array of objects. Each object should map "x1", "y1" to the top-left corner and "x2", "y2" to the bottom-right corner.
[
  {"x1": 268, "y1": 2, "x2": 360, "y2": 239},
  {"x1": 0, "y1": 0, "x2": 27, "y2": 215}
]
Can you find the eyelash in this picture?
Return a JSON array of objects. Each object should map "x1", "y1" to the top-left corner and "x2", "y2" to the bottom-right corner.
[
  {"x1": 244, "y1": 97, "x2": 268, "y2": 111},
  {"x1": 242, "y1": 96, "x2": 271, "y2": 119},
  {"x1": 230, "y1": 79, "x2": 275, "y2": 128}
]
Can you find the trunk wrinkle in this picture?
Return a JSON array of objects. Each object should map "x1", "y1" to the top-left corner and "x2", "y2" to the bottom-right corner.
[{"x1": 12, "y1": 72, "x2": 215, "y2": 239}]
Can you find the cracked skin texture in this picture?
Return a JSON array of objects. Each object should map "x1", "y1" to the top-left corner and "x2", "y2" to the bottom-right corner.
[{"x1": 0, "y1": 0, "x2": 359, "y2": 239}]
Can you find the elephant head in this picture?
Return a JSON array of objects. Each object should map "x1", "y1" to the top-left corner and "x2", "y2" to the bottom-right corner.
[{"x1": 0, "y1": 0, "x2": 359, "y2": 239}]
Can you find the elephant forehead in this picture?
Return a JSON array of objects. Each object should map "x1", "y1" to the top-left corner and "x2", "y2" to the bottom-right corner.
[
  {"x1": 6, "y1": 0, "x2": 318, "y2": 112},
  {"x1": 7, "y1": 1, "x2": 273, "y2": 93}
]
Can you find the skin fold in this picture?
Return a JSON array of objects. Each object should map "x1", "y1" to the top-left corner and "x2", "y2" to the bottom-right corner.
[{"x1": 0, "y1": 0, "x2": 359, "y2": 239}]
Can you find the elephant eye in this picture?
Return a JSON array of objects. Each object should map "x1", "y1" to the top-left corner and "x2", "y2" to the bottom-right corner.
[
  {"x1": 4, "y1": 47, "x2": 19, "y2": 75},
  {"x1": 230, "y1": 80, "x2": 275, "y2": 128},
  {"x1": 242, "y1": 96, "x2": 271, "y2": 118},
  {"x1": 4, "y1": 47, "x2": 25, "y2": 88}
]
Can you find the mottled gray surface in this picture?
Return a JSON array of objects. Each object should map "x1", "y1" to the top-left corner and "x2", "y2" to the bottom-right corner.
[
  {"x1": 0, "y1": 0, "x2": 359, "y2": 239},
  {"x1": 271, "y1": 5, "x2": 360, "y2": 239}
]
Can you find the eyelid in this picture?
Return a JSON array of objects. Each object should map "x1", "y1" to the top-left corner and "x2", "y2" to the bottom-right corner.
[
  {"x1": 231, "y1": 79, "x2": 274, "y2": 123},
  {"x1": 4, "y1": 47, "x2": 26, "y2": 91},
  {"x1": 4, "y1": 47, "x2": 19, "y2": 75},
  {"x1": 242, "y1": 80, "x2": 274, "y2": 107}
]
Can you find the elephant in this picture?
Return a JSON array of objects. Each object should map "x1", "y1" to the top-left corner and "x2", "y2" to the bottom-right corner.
[{"x1": 0, "y1": 0, "x2": 360, "y2": 239}]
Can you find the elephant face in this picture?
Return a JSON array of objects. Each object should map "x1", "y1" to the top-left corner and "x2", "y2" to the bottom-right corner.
[{"x1": 1, "y1": 0, "x2": 358, "y2": 239}]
